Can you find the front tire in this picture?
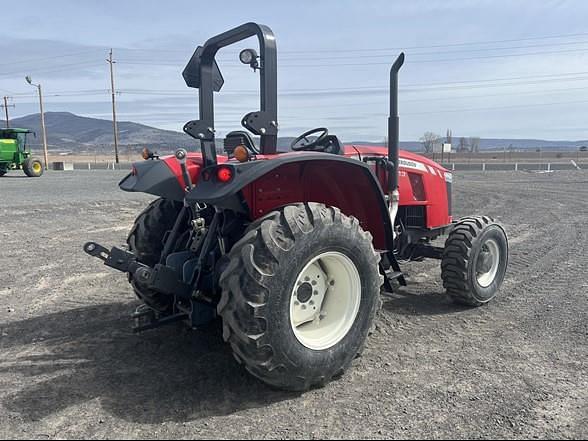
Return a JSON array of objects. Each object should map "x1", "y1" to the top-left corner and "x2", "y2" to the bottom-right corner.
[
  {"x1": 441, "y1": 216, "x2": 508, "y2": 306},
  {"x1": 23, "y1": 157, "x2": 43, "y2": 177},
  {"x1": 218, "y1": 203, "x2": 383, "y2": 391}
]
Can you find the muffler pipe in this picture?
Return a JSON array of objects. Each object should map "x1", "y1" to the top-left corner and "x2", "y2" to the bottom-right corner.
[
  {"x1": 388, "y1": 53, "x2": 405, "y2": 237},
  {"x1": 388, "y1": 52, "x2": 405, "y2": 193}
]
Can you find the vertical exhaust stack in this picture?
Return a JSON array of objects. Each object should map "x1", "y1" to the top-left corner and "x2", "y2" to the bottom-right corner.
[
  {"x1": 388, "y1": 52, "x2": 405, "y2": 192},
  {"x1": 388, "y1": 53, "x2": 405, "y2": 236}
]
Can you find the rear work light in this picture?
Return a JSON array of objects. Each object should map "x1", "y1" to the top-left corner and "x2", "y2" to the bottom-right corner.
[{"x1": 216, "y1": 166, "x2": 234, "y2": 183}]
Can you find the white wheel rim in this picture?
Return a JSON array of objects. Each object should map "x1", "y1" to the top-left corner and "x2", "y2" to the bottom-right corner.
[
  {"x1": 290, "y1": 251, "x2": 361, "y2": 351},
  {"x1": 476, "y1": 238, "x2": 501, "y2": 288}
]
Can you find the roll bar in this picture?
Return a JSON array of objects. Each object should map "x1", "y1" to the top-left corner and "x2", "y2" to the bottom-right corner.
[{"x1": 182, "y1": 22, "x2": 278, "y2": 167}]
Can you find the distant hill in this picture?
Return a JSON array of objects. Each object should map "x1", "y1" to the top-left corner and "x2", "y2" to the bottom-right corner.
[
  {"x1": 1, "y1": 112, "x2": 586, "y2": 152},
  {"x1": 0, "y1": 112, "x2": 198, "y2": 150}
]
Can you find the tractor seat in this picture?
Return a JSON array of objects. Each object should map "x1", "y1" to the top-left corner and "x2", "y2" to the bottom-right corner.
[{"x1": 224, "y1": 131, "x2": 258, "y2": 155}]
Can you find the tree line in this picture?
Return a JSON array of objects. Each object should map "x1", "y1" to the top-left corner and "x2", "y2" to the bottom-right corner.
[{"x1": 420, "y1": 130, "x2": 480, "y2": 153}]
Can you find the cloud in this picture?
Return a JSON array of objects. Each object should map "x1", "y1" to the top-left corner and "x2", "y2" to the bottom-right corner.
[{"x1": 2, "y1": 1, "x2": 588, "y2": 140}]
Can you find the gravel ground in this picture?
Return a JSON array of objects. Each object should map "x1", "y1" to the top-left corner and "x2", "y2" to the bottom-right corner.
[{"x1": 0, "y1": 170, "x2": 586, "y2": 439}]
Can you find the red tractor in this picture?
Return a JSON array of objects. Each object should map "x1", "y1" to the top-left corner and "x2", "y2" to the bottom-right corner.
[{"x1": 85, "y1": 23, "x2": 508, "y2": 391}]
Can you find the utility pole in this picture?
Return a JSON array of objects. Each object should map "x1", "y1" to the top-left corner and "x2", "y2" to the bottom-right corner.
[
  {"x1": 25, "y1": 76, "x2": 49, "y2": 170},
  {"x1": 107, "y1": 49, "x2": 120, "y2": 164},
  {"x1": 1, "y1": 96, "x2": 15, "y2": 128}
]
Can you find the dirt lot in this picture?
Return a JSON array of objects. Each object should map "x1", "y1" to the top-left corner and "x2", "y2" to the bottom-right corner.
[{"x1": 0, "y1": 170, "x2": 586, "y2": 439}]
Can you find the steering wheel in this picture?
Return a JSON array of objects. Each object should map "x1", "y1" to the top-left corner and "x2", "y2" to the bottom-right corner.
[{"x1": 290, "y1": 128, "x2": 329, "y2": 151}]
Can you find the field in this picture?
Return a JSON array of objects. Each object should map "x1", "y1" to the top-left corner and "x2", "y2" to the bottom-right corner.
[{"x1": 0, "y1": 170, "x2": 586, "y2": 439}]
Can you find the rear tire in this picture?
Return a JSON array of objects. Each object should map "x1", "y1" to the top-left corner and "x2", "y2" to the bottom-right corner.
[
  {"x1": 218, "y1": 203, "x2": 383, "y2": 391},
  {"x1": 23, "y1": 157, "x2": 43, "y2": 177},
  {"x1": 127, "y1": 198, "x2": 184, "y2": 313},
  {"x1": 441, "y1": 216, "x2": 508, "y2": 306}
]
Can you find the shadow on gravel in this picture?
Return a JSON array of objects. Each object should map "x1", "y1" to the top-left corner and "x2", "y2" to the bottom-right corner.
[
  {"x1": 0, "y1": 302, "x2": 296, "y2": 423},
  {"x1": 382, "y1": 290, "x2": 470, "y2": 316}
]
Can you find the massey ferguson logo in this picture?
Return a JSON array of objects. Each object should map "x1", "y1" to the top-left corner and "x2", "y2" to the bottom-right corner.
[{"x1": 399, "y1": 158, "x2": 428, "y2": 172}]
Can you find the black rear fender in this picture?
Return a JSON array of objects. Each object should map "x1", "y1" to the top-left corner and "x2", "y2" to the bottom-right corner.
[
  {"x1": 186, "y1": 154, "x2": 394, "y2": 251},
  {"x1": 119, "y1": 160, "x2": 185, "y2": 202}
]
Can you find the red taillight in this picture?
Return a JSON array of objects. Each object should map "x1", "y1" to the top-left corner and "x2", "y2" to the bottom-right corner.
[{"x1": 216, "y1": 166, "x2": 234, "y2": 183}]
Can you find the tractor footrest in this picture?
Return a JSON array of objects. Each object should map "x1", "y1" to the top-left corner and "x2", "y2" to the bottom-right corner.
[
  {"x1": 384, "y1": 269, "x2": 407, "y2": 287},
  {"x1": 385, "y1": 270, "x2": 404, "y2": 282}
]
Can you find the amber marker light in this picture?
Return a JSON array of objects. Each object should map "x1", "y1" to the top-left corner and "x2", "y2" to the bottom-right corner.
[
  {"x1": 141, "y1": 147, "x2": 152, "y2": 160},
  {"x1": 233, "y1": 145, "x2": 250, "y2": 162}
]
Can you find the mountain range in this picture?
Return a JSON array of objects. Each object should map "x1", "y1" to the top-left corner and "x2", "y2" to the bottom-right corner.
[{"x1": 1, "y1": 112, "x2": 586, "y2": 152}]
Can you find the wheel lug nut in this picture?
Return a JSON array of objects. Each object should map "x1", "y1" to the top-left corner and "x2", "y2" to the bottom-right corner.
[{"x1": 311, "y1": 280, "x2": 317, "y2": 286}]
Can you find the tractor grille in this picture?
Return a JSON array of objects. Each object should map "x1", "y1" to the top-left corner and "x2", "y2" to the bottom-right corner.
[{"x1": 398, "y1": 205, "x2": 426, "y2": 228}]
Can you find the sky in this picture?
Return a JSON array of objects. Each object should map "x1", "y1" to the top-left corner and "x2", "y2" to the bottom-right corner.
[{"x1": 1, "y1": 0, "x2": 588, "y2": 142}]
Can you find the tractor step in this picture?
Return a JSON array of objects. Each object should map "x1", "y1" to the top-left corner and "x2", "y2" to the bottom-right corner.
[
  {"x1": 385, "y1": 270, "x2": 404, "y2": 281},
  {"x1": 383, "y1": 267, "x2": 407, "y2": 290}
]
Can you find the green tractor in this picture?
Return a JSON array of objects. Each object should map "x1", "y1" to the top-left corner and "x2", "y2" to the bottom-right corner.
[{"x1": 0, "y1": 128, "x2": 44, "y2": 177}]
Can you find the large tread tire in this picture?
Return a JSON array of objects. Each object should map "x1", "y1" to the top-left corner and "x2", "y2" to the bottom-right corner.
[
  {"x1": 127, "y1": 198, "x2": 183, "y2": 313},
  {"x1": 218, "y1": 203, "x2": 383, "y2": 391},
  {"x1": 23, "y1": 157, "x2": 43, "y2": 177},
  {"x1": 441, "y1": 216, "x2": 508, "y2": 307}
]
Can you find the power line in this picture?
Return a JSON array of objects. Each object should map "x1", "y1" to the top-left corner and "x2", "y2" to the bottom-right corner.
[
  {"x1": 280, "y1": 31, "x2": 588, "y2": 53},
  {"x1": 118, "y1": 31, "x2": 588, "y2": 55},
  {"x1": 227, "y1": 85, "x2": 588, "y2": 110},
  {"x1": 4, "y1": 48, "x2": 104, "y2": 67},
  {"x1": 111, "y1": 71, "x2": 588, "y2": 96},
  {"x1": 0, "y1": 60, "x2": 103, "y2": 78},
  {"x1": 2, "y1": 32, "x2": 588, "y2": 83},
  {"x1": 99, "y1": 96, "x2": 588, "y2": 120},
  {"x1": 3, "y1": 30, "x2": 588, "y2": 77},
  {"x1": 118, "y1": 39, "x2": 588, "y2": 64},
  {"x1": 17, "y1": 71, "x2": 586, "y2": 101},
  {"x1": 7, "y1": 70, "x2": 588, "y2": 103},
  {"x1": 113, "y1": 45, "x2": 588, "y2": 68},
  {"x1": 278, "y1": 40, "x2": 588, "y2": 61},
  {"x1": 402, "y1": 98, "x2": 588, "y2": 115},
  {"x1": 279, "y1": 47, "x2": 588, "y2": 67}
]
